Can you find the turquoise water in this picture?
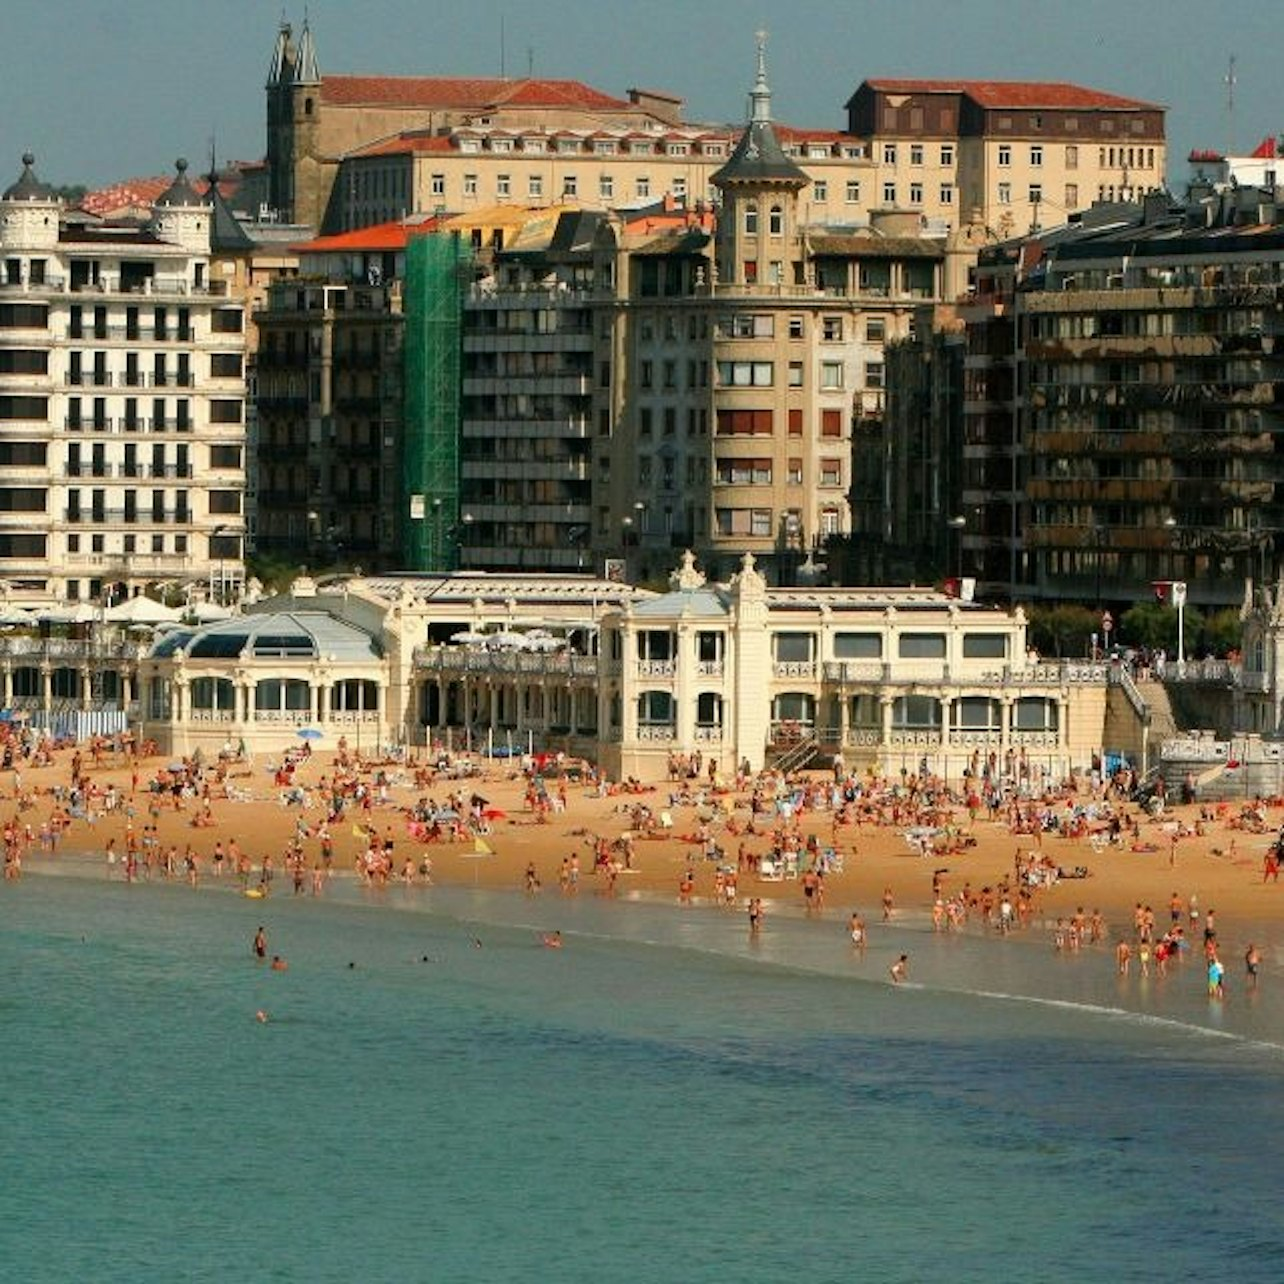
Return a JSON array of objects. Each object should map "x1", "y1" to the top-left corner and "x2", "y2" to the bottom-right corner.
[{"x1": 4, "y1": 868, "x2": 1284, "y2": 1282}]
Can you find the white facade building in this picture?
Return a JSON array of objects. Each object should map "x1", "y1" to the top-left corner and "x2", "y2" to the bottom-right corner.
[{"x1": 0, "y1": 156, "x2": 247, "y2": 604}]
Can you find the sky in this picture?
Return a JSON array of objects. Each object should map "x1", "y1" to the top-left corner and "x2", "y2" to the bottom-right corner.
[{"x1": 0, "y1": 0, "x2": 1278, "y2": 192}]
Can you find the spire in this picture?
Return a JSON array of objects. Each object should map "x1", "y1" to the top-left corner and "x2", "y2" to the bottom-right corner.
[
  {"x1": 292, "y1": 17, "x2": 320, "y2": 85},
  {"x1": 750, "y1": 30, "x2": 771, "y2": 125},
  {"x1": 266, "y1": 20, "x2": 292, "y2": 87},
  {"x1": 711, "y1": 33, "x2": 808, "y2": 192}
]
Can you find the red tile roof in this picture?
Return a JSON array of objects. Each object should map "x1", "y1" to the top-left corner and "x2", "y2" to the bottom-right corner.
[
  {"x1": 321, "y1": 75, "x2": 630, "y2": 112},
  {"x1": 291, "y1": 217, "x2": 442, "y2": 254},
  {"x1": 78, "y1": 174, "x2": 237, "y2": 216},
  {"x1": 775, "y1": 126, "x2": 858, "y2": 146},
  {"x1": 349, "y1": 133, "x2": 456, "y2": 158},
  {"x1": 865, "y1": 79, "x2": 1160, "y2": 110}
]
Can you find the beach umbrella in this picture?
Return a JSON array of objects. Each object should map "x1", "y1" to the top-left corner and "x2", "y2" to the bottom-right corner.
[
  {"x1": 451, "y1": 630, "x2": 486, "y2": 644},
  {"x1": 296, "y1": 728, "x2": 324, "y2": 741},
  {"x1": 482, "y1": 807, "x2": 507, "y2": 820}
]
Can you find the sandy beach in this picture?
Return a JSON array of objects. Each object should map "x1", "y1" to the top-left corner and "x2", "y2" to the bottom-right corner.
[{"x1": 6, "y1": 740, "x2": 1284, "y2": 964}]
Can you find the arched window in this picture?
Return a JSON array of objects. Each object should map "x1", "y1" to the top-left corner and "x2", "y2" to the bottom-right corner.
[
  {"x1": 255, "y1": 677, "x2": 311, "y2": 713},
  {"x1": 954, "y1": 697, "x2": 1001, "y2": 732},
  {"x1": 892, "y1": 695, "x2": 941, "y2": 731},
  {"x1": 51, "y1": 667, "x2": 80, "y2": 700},
  {"x1": 638, "y1": 690, "x2": 674, "y2": 725},
  {"x1": 190, "y1": 677, "x2": 235, "y2": 711},
  {"x1": 768, "y1": 204, "x2": 784, "y2": 235},
  {"x1": 744, "y1": 204, "x2": 759, "y2": 235}
]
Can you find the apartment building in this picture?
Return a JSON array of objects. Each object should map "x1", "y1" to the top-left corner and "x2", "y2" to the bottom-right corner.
[
  {"x1": 884, "y1": 185, "x2": 1284, "y2": 607},
  {"x1": 846, "y1": 79, "x2": 1166, "y2": 238},
  {"x1": 458, "y1": 210, "x2": 599, "y2": 572},
  {"x1": 592, "y1": 44, "x2": 953, "y2": 584},
  {"x1": 0, "y1": 156, "x2": 248, "y2": 605},
  {"x1": 266, "y1": 18, "x2": 1164, "y2": 244}
]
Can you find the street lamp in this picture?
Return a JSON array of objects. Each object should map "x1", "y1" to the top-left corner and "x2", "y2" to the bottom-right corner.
[
  {"x1": 211, "y1": 523, "x2": 227, "y2": 604},
  {"x1": 1161, "y1": 517, "x2": 1186, "y2": 669},
  {"x1": 947, "y1": 515, "x2": 966, "y2": 580}
]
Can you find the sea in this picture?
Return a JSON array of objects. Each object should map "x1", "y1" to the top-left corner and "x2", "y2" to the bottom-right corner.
[{"x1": 4, "y1": 863, "x2": 1284, "y2": 1283}]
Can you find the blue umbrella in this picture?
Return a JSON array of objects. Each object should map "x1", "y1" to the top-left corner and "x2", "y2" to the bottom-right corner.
[{"x1": 296, "y1": 728, "x2": 324, "y2": 740}]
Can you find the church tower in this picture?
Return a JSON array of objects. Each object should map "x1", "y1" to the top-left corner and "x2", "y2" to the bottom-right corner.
[
  {"x1": 265, "y1": 18, "x2": 322, "y2": 223},
  {"x1": 710, "y1": 34, "x2": 810, "y2": 289}
]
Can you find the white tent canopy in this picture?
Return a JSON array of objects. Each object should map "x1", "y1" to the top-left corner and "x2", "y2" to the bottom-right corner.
[
  {"x1": 188, "y1": 601, "x2": 235, "y2": 623},
  {"x1": 38, "y1": 602, "x2": 100, "y2": 624},
  {"x1": 103, "y1": 595, "x2": 183, "y2": 625}
]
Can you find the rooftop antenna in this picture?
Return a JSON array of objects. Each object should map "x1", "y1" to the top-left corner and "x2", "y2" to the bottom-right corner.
[
  {"x1": 527, "y1": 46, "x2": 534, "y2": 78},
  {"x1": 499, "y1": 12, "x2": 506, "y2": 79},
  {"x1": 1225, "y1": 53, "x2": 1237, "y2": 157}
]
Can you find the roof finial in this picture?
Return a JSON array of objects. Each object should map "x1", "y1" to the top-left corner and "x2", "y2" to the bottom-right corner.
[{"x1": 751, "y1": 30, "x2": 771, "y2": 124}]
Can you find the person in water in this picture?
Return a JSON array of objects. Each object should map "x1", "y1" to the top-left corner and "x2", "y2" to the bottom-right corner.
[{"x1": 253, "y1": 926, "x2": 267, "y2": 960}]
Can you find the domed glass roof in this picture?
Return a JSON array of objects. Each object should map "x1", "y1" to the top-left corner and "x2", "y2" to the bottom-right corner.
[{"x1": 149, "y1": 611, "x2": 382, "y2": 662}]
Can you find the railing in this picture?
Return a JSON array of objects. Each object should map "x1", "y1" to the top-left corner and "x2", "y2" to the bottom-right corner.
[
  {"x1": 636, "y1": 724, "x2": 676, "y2": 742},
  {"x1": 413, "y1": 648, "x2": 599, "y2": 679},
  {"x1": 0, "y1": 639, "x2": 147, "y2": 661},
  {"x1": 822, "y1": 661, "x2": 887, "y2": 683},
  {"x1": 695, "y1": 660, "x2": 724, "y2": 677},
  {"x1": 1108, "y1": 665, "x2": 1150, "y2": 723},
  {"x1": 637, "y1": 659, "x2": 676, "y2": 678},
  {"x1": 692, "y1": 724, "x2": 723, "y2": 743},
  {"x1": 773, "y1": 660, "x2": 817, "y2": 679},
  {"x1": 1161, "y1": 658, "x2": 1234, "y2": 684},
  {"x1": 1237, "y1": 670, "x2": 1270, "y2": 693}
]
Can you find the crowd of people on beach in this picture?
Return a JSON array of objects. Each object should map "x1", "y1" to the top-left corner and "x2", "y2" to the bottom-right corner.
[{"x1": 1, "y1": 714, "x2": 1280, "y2": 1010}]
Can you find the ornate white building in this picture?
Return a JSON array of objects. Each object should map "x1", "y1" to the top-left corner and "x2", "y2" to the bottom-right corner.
[
  {"x1": 137, "y1": 558, "x2": 1109, "y2": 780},
  {"x1": 0, "y1": 156, "x2": 247, "y2": 604}
]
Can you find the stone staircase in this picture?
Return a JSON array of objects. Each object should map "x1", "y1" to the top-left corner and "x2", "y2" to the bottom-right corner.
[{"x1": 772, "y1": 735, "x2": 820, "y2": 774}]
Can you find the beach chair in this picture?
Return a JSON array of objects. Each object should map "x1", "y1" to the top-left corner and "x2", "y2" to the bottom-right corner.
[{"x1": 758, "y1": 858, "x2": 783, "y2": 881}]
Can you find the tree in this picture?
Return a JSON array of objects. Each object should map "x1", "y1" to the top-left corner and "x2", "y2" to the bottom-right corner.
[{"x1": 1024, "y1": 603, "x2": 1099, "y2": 658}]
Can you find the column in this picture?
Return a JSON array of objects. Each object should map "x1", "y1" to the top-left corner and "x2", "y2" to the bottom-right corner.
[
  {"x1": 122, "y1": 673, "x2": 133, "y2": 709},
  {"x1": 839, "y1": 693, "x2": 851, "y2": 747},
  {"x1": 675, "y1": 623, "x2": 695, "y2": 751},
  {"x1": 41, "y1": 665, "x2": 52, "y2": 714},
  {"x1": 1000, "y1": 697, "x2": 1013, "y2": 753},
  {"x1": 320, "y1": 681, "x2": 332, "y2": 723},
  {"x1": 3, "y1": 664, "x2": 12, "y2": 708},
  {"x1": 437, "y1": 678, "x2": 447, "y2": 730},
  {"x1": 880, "y1": 695, "x2": 894, "y2": 746},
  {"x1": 80, "y1": 668, "x2": 91, "y2": 711}
]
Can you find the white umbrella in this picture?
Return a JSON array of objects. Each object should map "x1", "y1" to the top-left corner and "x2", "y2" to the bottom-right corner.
[
  {"x1": 104, "y1": 595, "x2": 182, "y2": 625},
  {"x1": 486, "y1": 631, "x2": 529, "y2": 649},
  {"x1": 0, "y1": 604, "x2": 33, "y2": 626},
  {"x1": 451, "y1": 630, "x2": 487, "y2": 644},
  {"x1": 525, "y1": 636, "x2": 563, "y2": 652}
]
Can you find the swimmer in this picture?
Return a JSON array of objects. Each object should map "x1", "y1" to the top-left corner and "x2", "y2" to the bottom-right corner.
[
  {"x1": 253, "y1": 926, "x2": 267, "y2": 960},
  {"x1": 270, "y1": 955, "x2": 287, "y2": 971},
  {"x1": 1246, "y1": 943, "x2": 1261, "y2": 989},
  {"x1": 889, "y1": 953, "x2": 908, "y2": 984},
  {"x1": 255, "y1": 1010, "x2": 269, "y2": 1023},
  {"x1": 848, "y1": 912, "x2": 866, "y2": 954},
  {"x1": 542, "y1": 930, "x2": 563, "y2": 949}
]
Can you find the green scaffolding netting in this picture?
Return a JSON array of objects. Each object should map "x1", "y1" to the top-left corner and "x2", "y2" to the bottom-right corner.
[{"x1": 402, "y1": 232, "x2": 471, "y2": 570}]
